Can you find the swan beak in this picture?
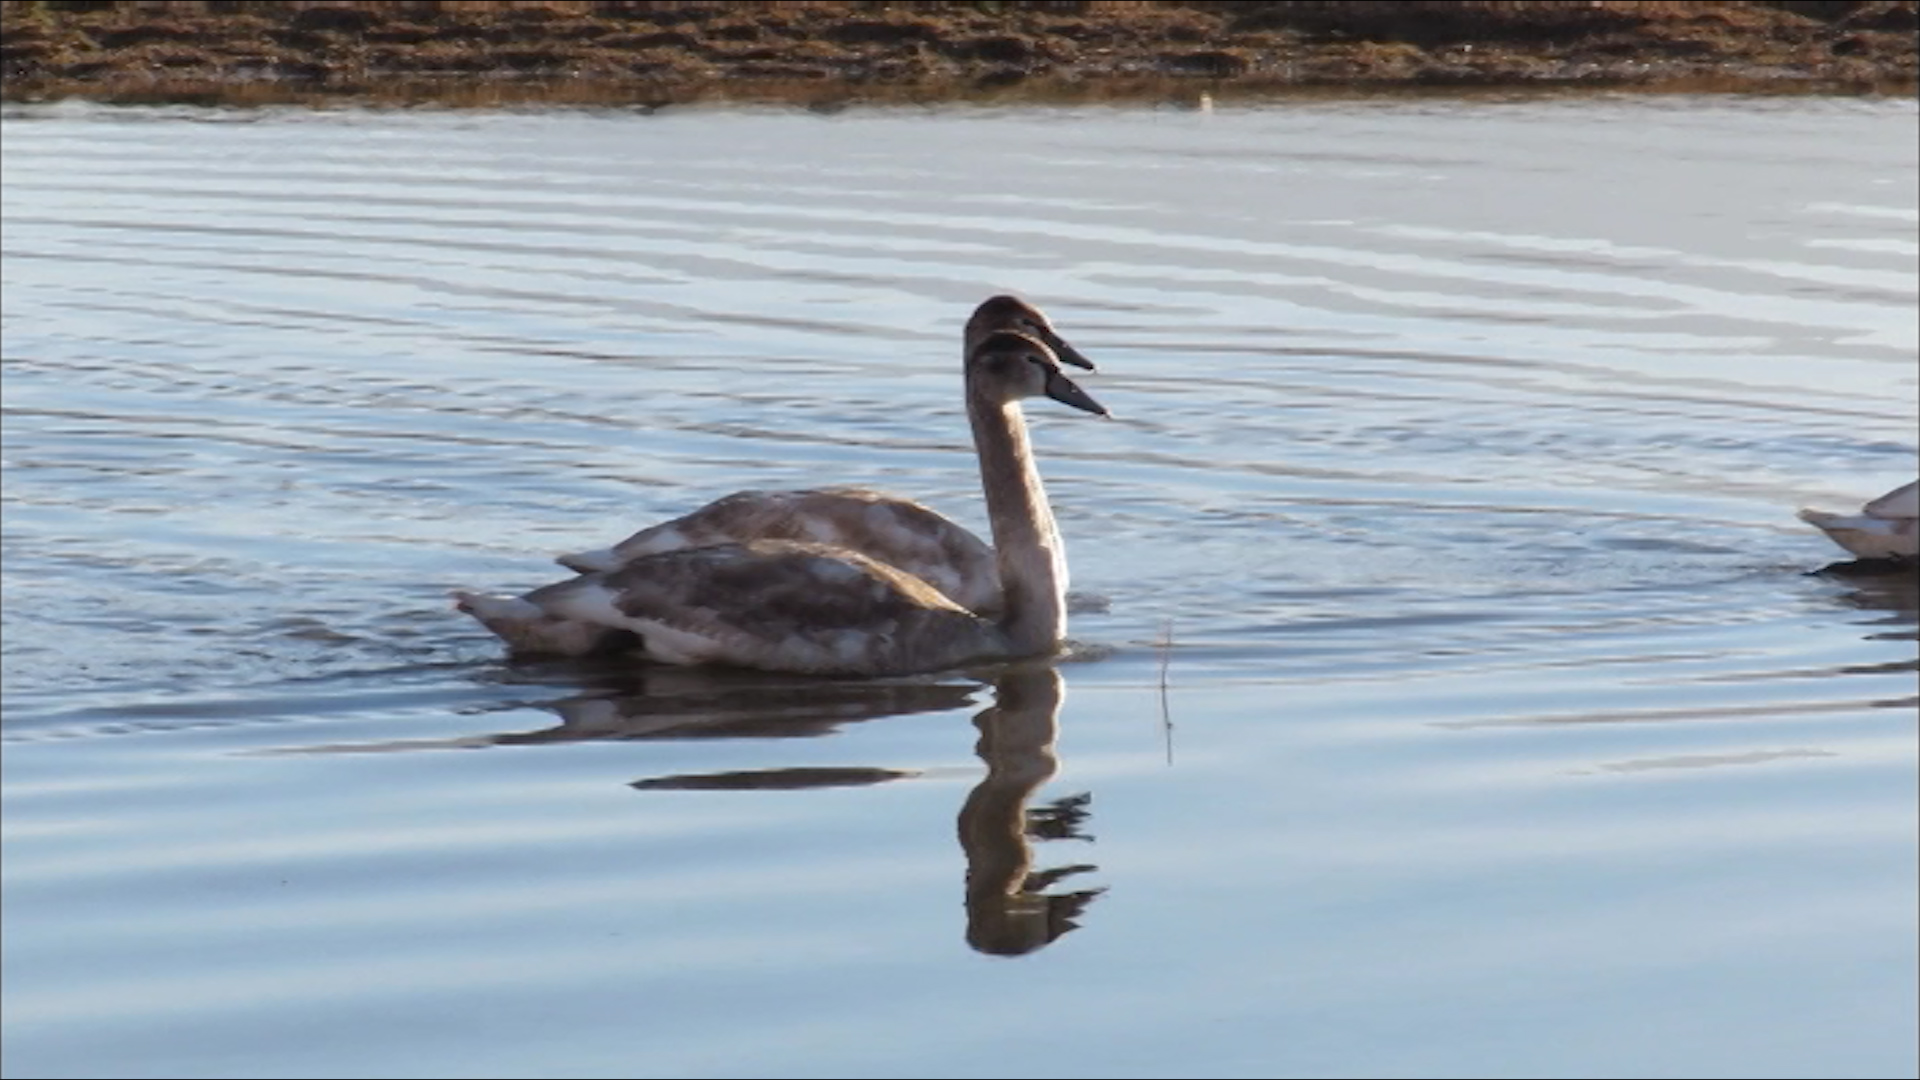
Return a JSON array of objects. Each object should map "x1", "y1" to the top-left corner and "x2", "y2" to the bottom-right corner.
[
  {"x1": 1045, "y1": 370, "x2": 1110, "y2": 418},
  {"x1": 1033, "y1": 326, "x2": 1095, "y2": 371}
]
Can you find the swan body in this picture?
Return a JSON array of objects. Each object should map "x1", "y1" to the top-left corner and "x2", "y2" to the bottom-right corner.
[
  {"x1": 553, "y1": 295, "x2": 1092, "y2": 612},
  {"x1": 1798, "y1": 480, "x2": 1918, "y2": 561},
  {"x1": 556, "y1": 486, "x2": 1003, "y2": 613},
  {"x1": 476, "y1": 539, "x2": 1003, "y2": 675},
  {"x1": 456, "y1": 328, "x2": 1108, "y2": 674}
]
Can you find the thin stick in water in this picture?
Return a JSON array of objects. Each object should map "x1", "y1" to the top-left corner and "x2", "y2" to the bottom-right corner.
[{"x1": 1156, "y1": 617, "x2": 1174, "y2": 766}]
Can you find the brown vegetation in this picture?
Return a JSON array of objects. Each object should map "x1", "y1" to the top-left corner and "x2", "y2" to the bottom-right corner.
[{"x1": 2, "y1": 1, "x2": 1913, "y2": 106}]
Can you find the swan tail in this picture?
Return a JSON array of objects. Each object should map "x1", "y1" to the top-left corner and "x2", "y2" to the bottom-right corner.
[
  {"x1": 555, "y1": 547, "x2": 620, "y2": 574},
  {"x1": 1796, "y1": 510, "x2": 1919, "y2": 560},
  {"x1": 452, "y1": 590, "x2": 636, "y2": 657}
]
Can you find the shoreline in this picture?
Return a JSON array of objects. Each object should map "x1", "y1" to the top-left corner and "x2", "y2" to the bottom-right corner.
[{"x1": 3, "y1": 1, "x2": 1915, "y2": 109}]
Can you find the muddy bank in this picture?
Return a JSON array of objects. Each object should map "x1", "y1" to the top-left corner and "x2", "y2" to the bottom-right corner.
[{"x1": 2, "y1": 0, "x2": 1915, "y2": 108}]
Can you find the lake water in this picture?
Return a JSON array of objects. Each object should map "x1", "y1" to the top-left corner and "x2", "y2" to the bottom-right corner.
[{"x1": 2, "y1": 93, "x2": 1915, "y2": 1080}]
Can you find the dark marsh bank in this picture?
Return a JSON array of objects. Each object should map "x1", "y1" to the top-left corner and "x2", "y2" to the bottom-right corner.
[{"x1": 2, "y1": 0, "x2": 1915, "y2": 108}]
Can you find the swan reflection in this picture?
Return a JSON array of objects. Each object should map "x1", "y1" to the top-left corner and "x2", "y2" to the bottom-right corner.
[
  {"x1": 1809, "y1": 561, "x2": 1918, "y2": 632},
  {"x1": 271, "y1": 668, "x2": 980, "y2": 753},
  {"x1": 273, "y1": 662, "x2": 1105, "y2": 956},
  {"x1": 499, "y1": 667, "x2": 979, "y2": 744},
  {"x1": 626, "y1": 664, "x2": 1105, "y2": 957},
  {"x1": 956, "y1": 664, "x2": 1104, "y2": 956}
]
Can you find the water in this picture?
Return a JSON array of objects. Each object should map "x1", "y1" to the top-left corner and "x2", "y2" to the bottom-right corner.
[{"x1": 2, "y1": 94, "x2": 1915, "y2": 1080}]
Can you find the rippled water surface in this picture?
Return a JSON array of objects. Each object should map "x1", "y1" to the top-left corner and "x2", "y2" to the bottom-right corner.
[{"x1": 3, "y1": 95, "x2": 1916, "y2": 1080}]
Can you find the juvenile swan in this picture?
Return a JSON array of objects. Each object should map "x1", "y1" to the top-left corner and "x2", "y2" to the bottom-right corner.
[
  {"x1": 455, "y1": 330, "x2": 1108, "y2": 674},
  {"x1": 1798, "y1": 480, "x2": 1919, "y2": 561},
  {"x1": 553, "y1": 295, "x2": 1094, "y2": 615}
]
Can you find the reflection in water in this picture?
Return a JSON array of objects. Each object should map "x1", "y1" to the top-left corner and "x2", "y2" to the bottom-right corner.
[
  {"x1": 270, "y1": 669, "x2": 980, "y2": 753},
  {"x1": 1809, "y1": 563, "x2": 1919, "y2": 634},
  {"x1": 274, "y1": 663, "x2": 1105, "y2": 956},
  {"x1": 500, "y1": 669, "x2": 981, "y2": 744},
  {"x1": 957, "y1": 665, "x2": 1104, "y2": 957},
  {"x1": 1592, "y1": 747, "x2": 1838, "y2": 774},
  {"x1": 1430, "y1": 562, "x2": 1917, "y2": 765},
  {"x1": 622, "y1": 664, "x2": 1105, "y2": 957},
  {"x1": 631, "y1": 766, "x2": 916, "y2": 791}
]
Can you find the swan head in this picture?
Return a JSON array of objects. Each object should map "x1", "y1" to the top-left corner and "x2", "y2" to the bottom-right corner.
[
  {"x1": 967, "y1": 330, "x2": 1109, "y2": 418},
  {"x1": 966, "y1": 295, "x2": 1095, "y2": 371}
]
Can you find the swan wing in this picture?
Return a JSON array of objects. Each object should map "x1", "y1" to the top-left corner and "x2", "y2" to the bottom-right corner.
[
  {"x1": 1863, "y1": 480, "x2": 1919, "y2": 521},
  {"x1": 529, "y1": 540, "x2": 1007, "y2": 675},
  {"x1": 557, "y1": 488, "x2": 1003, "y2": 613}
]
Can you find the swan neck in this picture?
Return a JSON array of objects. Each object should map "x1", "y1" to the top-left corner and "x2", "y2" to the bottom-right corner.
[{"x1": 969, "y1": 389, "x2": 1067, "y2": 654}]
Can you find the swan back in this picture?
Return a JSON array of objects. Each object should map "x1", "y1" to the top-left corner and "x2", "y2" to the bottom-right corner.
[
  {"x1": 559, "y1": 487, "x2": 1001, "y2": 611},
  {"x1": 1864, "y1": 480, "x2": 1919, "y2": 521}
]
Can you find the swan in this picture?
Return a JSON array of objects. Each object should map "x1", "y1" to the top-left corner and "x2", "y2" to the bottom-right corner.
[
  {"x1": 1797, "y1": 480, "x2": 1918, "y2": 562},
  {"x1": 455, "y1": 328, "x2": 1108, "y2": 673},
  {"x1": 552, "y1": 294, "x2": 1094, "y2": 617}
]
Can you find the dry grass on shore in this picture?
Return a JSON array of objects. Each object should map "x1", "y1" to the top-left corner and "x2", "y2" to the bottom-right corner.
[{"x1": 4, "y1": 0, "x2": 1913, "y2": 106}]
